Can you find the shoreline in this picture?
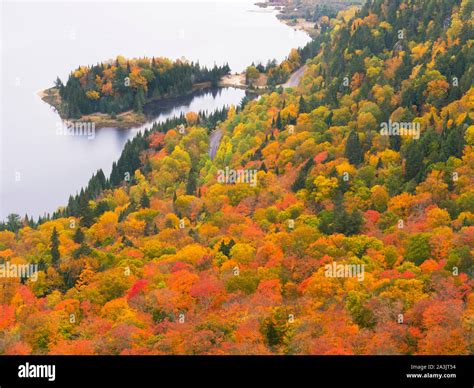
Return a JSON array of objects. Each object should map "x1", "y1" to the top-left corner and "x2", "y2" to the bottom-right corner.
[
  {"x1": 280, "y1": 17, "x2": 319, "y2": 36},
  {"x1": 38, "y1": 87, "x2": 148, "y2": 130},
  {"x1": 38, "y1": 82, "x2": 225, "y2": 130},
  {"x1": 38, "y1": 75, "x2": 274, "y2": 129},
  {"x1": 219, "y1": 73, "x2": 246, "y2": 89},
  {"x1": 255, "y1": 1, "x2": 319, "y2": 36}
]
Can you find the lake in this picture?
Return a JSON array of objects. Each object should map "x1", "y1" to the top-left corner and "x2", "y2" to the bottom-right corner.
[{"x1": 0, "y1": 1, "x2": 310, "y2": 220}]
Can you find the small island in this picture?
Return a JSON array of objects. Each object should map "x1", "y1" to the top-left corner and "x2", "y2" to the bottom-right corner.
[{"x1": 40, "y1": 56, "x2": 231, "y2": 129}]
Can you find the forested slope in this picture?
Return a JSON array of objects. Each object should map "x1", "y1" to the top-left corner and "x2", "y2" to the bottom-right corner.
[{"x1": 0, "y1": 0, "x2": 472, "y2": 355}]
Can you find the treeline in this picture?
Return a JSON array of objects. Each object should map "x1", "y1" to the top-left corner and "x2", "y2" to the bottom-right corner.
[{"x1": 55, "y1": 56, "x2": 230, "y2": 118}]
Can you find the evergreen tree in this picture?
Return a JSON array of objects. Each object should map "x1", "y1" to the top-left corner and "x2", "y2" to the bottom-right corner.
[
  {"x1": 133, "y1": 89, "x2": 146, "y2": 113},
  {"x1": 276, "y1": 112, "x2": 283, "y2": 130},
  {"x1": 73, "y1": 228, "x2": 85, "y2": 244},
  {"x1": 325, "y1": 111, "x2": 333, "y2": 126},
  {"x1": 292, "y1": 158, "x2": 314, "y2": 192},
  {"x1": 298, "y1": 96, "x2": 309, "y2": 114},
  {"x1": 376, "y1": 157, "x2": 383, "y2": 169},
  {"x1": 389, "y1": 135, "x2": 402, "y2": 151},
  {"x1": 186, "y1": 167, "x2": 198, "y2": 195},
  {"x1": 345, "y1": 130, "x2": 364, "y2": 165},
  {"x1": 73, "y1": 242, "x2": 92, "y2": 259},
  {"x1": 140, "y1": 190, "x2": 150, "y2": 208},
  {"x1": 6, "y1": 214, "x2": 21, "y2": 233},
  {"x1": 50, "y1": 227, "x2": 60, "y2": 267},
  {"x1": 143, "y1": 157, "x2": 152, "y2": 174},
  {"x1": 218, "y1": 239, "x2": 235, "y2": 257},
  {"x1": 443, "y1": 127, "x2": 464, "y2": 159},
  {"x1": 78, "y1": 194, "x2": 94, "y2": 228},
  {"x1": 404, "y1": 141, "x2": 424, "y2": 182}
]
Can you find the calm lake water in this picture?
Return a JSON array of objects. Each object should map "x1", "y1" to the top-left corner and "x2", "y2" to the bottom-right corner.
[{"x1": 0, "y1": 1, "x2": 310, "y2": 220}]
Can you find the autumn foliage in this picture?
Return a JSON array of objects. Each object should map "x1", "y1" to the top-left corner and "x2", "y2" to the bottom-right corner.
[{"x1": 0, "y1": 0, "x2": 472, "y2": 355}]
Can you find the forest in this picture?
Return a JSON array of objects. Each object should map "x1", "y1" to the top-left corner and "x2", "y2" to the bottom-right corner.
[{"x1": 0, "y1": 0, "x2": 472, "y2": 355}]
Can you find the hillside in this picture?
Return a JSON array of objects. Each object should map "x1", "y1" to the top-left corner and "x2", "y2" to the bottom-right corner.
[{"x1": 0, "y1": 0, "x2": 473, "y2": 355}]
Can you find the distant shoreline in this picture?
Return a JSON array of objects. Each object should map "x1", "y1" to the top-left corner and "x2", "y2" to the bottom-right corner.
[{"x1": 255, "y1": 0, "x2": 319, "y2": 36}]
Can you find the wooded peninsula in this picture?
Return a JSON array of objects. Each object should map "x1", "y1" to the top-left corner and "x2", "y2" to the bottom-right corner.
[{"x1": 41, "y1": 57, "x2": 231, "y2": 128}]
